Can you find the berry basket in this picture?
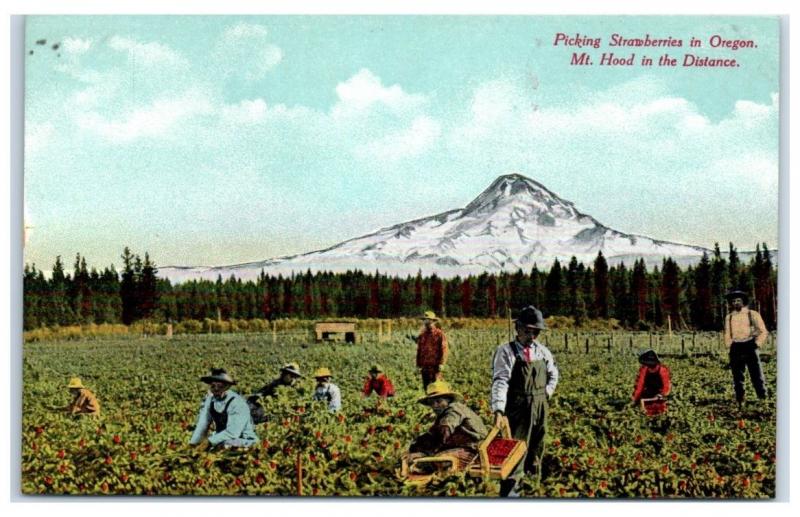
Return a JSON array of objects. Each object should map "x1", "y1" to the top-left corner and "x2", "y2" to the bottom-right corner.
[
  {"x1": 466, "y1": 416, "x2": 527, "y2": 480},
  {"x1": 640, "y1": 396, "x2": 668, "y2": 416}
]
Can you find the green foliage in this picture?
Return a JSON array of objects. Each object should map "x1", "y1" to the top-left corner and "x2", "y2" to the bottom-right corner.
[{"x1": 22, "y1": 330, "x2": 775, "y2": 497}]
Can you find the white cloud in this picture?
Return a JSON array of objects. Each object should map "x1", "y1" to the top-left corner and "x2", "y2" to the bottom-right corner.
[
  {"x1": 214, "y1": 23, "x2": 283, "y2": 81},
  {"x1": 356, "y1": 116, "x2": 441, "y2": 162},
  {"x1": 62, "y1": 37, "x2": 92, "y2": 54},
  {"x1": 333, "y1": 69, "x2": 427, "y2": 116},
  {"x1": 221, "y1": 98, "x2": 268, "y2": 124},
  {"x1": 25, "y1": 122, "x2": 55, "y2": 154},
  {"x1": 221, "y1": 23, "x2": 269, "y2": 41},
  {"x1": 108, "y1": 36, "x2": 187, "y2": 67},
  {"x1": 76, "y1": 91, "x2": 213, "y2": 143}
]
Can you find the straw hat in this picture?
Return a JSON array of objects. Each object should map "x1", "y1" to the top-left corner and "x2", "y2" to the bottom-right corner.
[
  {"x1": 280, "y1": 362, "x2": 304, "y2": 377},
  {"x1": 313, "y1": 367, "x2": 333, "y2": 379},
  {"x1": 421, "y1": 311, "x2": 439, "y2": 321},
  {"x1": 67, "y1": 377, "x2": 84, "y2": 389},
  {"x1": 200, "y1": 368, "x2": 236, "y2": 385},
  {"x1": 417, "y1": 381, "x2": 461, "y2": 405}
]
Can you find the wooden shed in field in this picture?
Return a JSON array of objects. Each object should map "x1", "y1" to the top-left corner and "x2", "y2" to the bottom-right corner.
[{"x1": 314, "y1": 321, "x2": 357, "y2": 343}]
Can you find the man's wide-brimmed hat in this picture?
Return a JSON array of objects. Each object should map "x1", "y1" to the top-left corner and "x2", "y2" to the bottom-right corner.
[
  {"x1": 725, "y1": 289, "x2": 749, "y2": 304},
  {"x1": 67, "y1": 377, "x2": 85, "y2": 389},
  {"x1": 515, "y1": 305, "x2": 546, "y2": 330},
  {"x1": 314, "y1": 367, "x2": 333, "y2": 379},
  {"x1": 638, "y1": 349, "x2": 661, "y2": 366},
  {"x1": 280, "y1": 362, "x2": 304, "y2": 377},
  {"x1": 421, "y1": 310, "x2": 439, "y2": 321},
  {"x1": 417, "y1": 381, "x2": 461, "y2": 405},
  {"x1": 369, "y1": 364, "x2": 383, "y2": 373},
  {"x1": 200, "y1": 368, "x2": 236, "y2": 385}
]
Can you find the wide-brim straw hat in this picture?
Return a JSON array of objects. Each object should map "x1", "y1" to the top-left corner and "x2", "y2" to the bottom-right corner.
[
  {"x1": 313, "y1": 367, "x2": 333, "y2": 379},
  {"x1": 421, "y1": 311, "x2": 439, "y2": 321},
  {"x1": 515, "y1": 305, "x2": 546, "y2": 330},
  {"x1": 417, "y1": 381, "x2": 461, "y2": 405},
  {"x1": 200, "y1": 368, "x2": 236, "y2": 385},
  {"x1": 725, "y1": 289, "x2": 749, "y2": 304},
  {"x1": 280, "y1": 362, "x2": 304, "y2": 378},
  {"x1": 67, "y1": 377, "x2": 84, "y2": 389},
  {"x1": 638, "y1": 349, "x2": 661, "y2": 366}
]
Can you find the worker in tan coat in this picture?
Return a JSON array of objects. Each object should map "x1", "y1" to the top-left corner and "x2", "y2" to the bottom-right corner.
[
  {"x1": 723, "y1": 289, "x2": 768, "y2": 404},
  {"x1": 65, "y1": 377, "x2": 101, "y2": 416}
]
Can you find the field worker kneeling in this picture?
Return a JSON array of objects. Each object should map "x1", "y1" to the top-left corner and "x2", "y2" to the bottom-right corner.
[
  {"x1": 409, "y1": 381, "x2": 488, "y2": 457},
  {"x1": 362, "y1": 364, "x2": 396, "y2": 399},
  {"x1": 189, "y1": 368, "x2": 258, "y2": 449},
  {"x1": 491, "y1": 305, "x2": 559, "y2": 497},
  {"x1": 248, "y1": 362, "x2": 304, "y2": 424},
  {"x1": 65, "y1": 377, "x2": 100, "y2": 416},
  {"x1": 632, "y1": 349, "x2": 671, "y2": 416},
  {"x1": 312, "y1": 367, "x2": 342, "y2": 412}
]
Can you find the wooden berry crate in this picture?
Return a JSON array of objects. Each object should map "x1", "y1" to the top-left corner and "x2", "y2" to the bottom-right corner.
[{"x1": 467, "y1": 416, "x2": 527, "y2": 480}]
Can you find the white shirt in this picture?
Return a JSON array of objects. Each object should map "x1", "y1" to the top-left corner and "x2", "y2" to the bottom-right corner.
[{"x1": 490, "y1": 340, "x2": 559, "y2": 413}]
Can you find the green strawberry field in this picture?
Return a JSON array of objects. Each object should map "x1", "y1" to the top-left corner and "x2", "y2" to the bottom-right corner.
[{"x1": 21, "y1": 329, "x2": 777, "y2": 498}]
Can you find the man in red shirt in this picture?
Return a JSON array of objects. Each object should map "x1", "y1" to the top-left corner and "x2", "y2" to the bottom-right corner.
[
  {"x1": 416, "y1": 311, "x2": 448, "y2": 389},
  {"x1": 632, "y1": 349, "x2": 671, "y2": 416},
  {"x1": 362, "y1": 364, "x2": 396, "y2": 398}
]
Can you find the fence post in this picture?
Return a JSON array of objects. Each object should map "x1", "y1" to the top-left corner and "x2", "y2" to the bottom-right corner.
[
  {"x1": 564, "y1": 333, "x2": 569, "y2": 353},
  {"x1": 629, "y1": 335, "x2": 633, "y2": 352},
  {"x1": 585, "y1": 337, "x2": 590, "y2": 354},
  {"x1": 681, "y1": 335, "x2": 685, "y2": 355},
  {"x1": 272, "y1": 321, "x2": 277, "y2": 344},
  {"x1": 607, "y1": 336, "x2": 611, "y2": 354},
  {"x1": 649, "y1": 332, "x2": 653, "y2": 348}
]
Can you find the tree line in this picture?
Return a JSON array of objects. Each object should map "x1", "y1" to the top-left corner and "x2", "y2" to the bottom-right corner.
[{"x1": 23, "y1": 243, "x2": 777, "y2": 332}]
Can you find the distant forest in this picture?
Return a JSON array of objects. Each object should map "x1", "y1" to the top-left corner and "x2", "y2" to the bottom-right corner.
[{"x1": 23, "y1": 244, "x2": 777, "y2": 332}]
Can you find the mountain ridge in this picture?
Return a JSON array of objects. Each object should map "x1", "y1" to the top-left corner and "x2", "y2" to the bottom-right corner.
[{"x1": 159, "y1": 173, "x2": 722, "y2": 282}]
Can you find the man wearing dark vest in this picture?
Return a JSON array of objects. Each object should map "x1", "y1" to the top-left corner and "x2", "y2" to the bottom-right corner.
[
  {"x1": 723, "y1": 289, "x2": 768, "y2": 405},
  {"x1": 189, "y1": 368, "x2": 258, "y2": 449},
  {"x1": 247, "y1": 362, "x2": 304, "y2": 424},
  {"x1": 491, "y1": 305, "x2": 559, "y2": 497}
]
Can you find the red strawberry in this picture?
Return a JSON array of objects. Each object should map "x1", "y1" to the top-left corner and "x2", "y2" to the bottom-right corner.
[
  {"x1": 105, "y1": 455, "x2": 113, "y2": 465},
  {"x1": 113, "y1": 435, "x2": 121, "y2": 444},
  {"x1": 57, "y1": 449, "x2": 66, "y2": 459}
]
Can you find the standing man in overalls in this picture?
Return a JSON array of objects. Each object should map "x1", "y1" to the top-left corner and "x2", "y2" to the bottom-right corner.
[
  {"x1": 724, "y1": 289, "x2": 769, "y2": 406},
  {"x1": 491, "y1": 305, "x2": 559, "y2": 497},
  {"x1": 189, "y1": 368, "x2": 258, "y2": 449}
]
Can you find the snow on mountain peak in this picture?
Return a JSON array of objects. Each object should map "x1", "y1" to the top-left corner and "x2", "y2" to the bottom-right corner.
[
  {"x1": 159, "y1": 172, "x2": 713, "y2": 282},
  {"x1": 461, "y1": 172, "x2": 580, "y2": 221}
]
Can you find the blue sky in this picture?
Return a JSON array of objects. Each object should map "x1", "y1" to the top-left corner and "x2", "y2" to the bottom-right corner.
[{"x1": 24, "y1": 15, "x2": 779, "y2": 269}]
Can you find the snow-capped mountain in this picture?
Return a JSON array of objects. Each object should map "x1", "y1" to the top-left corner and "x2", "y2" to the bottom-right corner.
[{"x1": 160, "y1": 173, "x2": 713, "y2": 282}]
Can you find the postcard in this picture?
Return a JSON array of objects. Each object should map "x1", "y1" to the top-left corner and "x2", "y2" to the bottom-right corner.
[{"x1": 21, "y1": 15, "x2": 779, "y2": 497}]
